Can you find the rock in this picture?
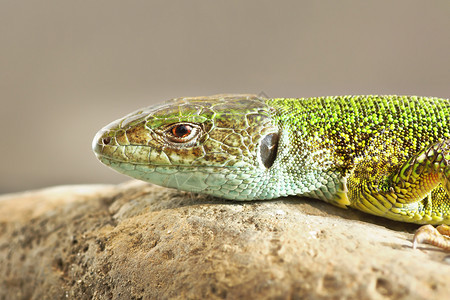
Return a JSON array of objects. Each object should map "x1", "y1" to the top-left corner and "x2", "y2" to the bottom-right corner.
[{"x1": 0, "y1": 180, "x2": 449, "y2": 299}]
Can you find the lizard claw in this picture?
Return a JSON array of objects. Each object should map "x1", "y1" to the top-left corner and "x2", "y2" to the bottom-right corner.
[{"x1": 412, "y1": 224, "x2": 450, "y2": 251}]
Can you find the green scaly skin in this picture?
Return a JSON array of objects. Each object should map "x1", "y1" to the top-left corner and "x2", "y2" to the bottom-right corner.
[{"x1": 93, "y1": 94, "x2": 450, "y2": 227}]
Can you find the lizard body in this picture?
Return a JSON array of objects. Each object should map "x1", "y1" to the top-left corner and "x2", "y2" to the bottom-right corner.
[{"x1": 93, "y1": 94, "x2": 450, "y2": 249}]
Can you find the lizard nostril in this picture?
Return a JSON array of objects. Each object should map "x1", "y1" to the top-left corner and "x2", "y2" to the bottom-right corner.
[{"x1": 102, "y1": 137, "x2": 111, "y2": 145}]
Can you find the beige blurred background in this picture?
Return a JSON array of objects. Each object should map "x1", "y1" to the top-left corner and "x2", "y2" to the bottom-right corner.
[{"x1": 1, "y1": 0, "x2": 450, "y2": 194}]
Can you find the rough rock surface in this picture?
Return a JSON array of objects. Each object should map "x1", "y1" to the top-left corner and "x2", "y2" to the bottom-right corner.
[{"x1": 0, "y1": 180, "x2": 449, "y2": 299}]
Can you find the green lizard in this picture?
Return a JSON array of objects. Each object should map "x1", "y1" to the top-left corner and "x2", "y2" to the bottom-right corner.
[{"x1": 92, "y1": 94, "x2": 450, "y2": 250}]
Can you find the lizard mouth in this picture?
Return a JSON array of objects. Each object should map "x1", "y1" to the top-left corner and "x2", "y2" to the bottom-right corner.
[{"x1": 96, "y1": 154, "x2": 249, "y2": 172}]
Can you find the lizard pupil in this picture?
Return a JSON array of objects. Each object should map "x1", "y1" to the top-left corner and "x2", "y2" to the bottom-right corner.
[{"x1": 172, "y1": 124, "x2": 192, "y2": 138}]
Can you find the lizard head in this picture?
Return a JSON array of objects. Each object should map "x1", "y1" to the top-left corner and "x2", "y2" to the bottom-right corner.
[{"x1": 92, "y1": 94, "x2": 280, "y2": 200}]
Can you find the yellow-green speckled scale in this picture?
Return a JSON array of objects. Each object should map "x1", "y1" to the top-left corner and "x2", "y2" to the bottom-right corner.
[{"x1": 93, "y1": 94, "x2": 450, "y2": 225}]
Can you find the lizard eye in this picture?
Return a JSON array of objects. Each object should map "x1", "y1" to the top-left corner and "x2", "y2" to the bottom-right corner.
[
  {"x1": 172, "y1": 124, "x2": 192, "y2": 138},
  {"x1": 164, "y1": 123, "x2": 201, "y2": 144}
]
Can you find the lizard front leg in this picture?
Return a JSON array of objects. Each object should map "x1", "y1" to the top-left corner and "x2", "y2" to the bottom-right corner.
[{"x1": 347, "y1": 139, "x2": 450, "y2": 250}]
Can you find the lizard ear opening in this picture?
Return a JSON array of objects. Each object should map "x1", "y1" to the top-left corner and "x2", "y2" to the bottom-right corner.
[{"x1": 260, "y1": 132, "x2": 279, "y2": 169}]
